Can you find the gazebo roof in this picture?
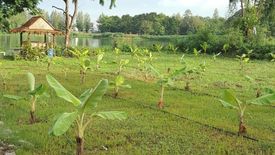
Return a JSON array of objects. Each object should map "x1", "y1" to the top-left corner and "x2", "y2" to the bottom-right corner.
[{"x1": 10, "y1": 16, "x2": 63, "y2": 35}]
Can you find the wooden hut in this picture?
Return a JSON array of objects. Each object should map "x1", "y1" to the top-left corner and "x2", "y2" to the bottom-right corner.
[{"x1": 10, "y1": 16, "x2": 62, "y2": 48}]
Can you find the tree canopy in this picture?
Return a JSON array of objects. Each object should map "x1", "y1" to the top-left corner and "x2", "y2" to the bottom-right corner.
[{"x1": 0, "y1": 0, "x2": 41, "y2": 31}]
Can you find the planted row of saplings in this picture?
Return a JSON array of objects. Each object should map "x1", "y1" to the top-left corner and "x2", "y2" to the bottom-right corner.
[
  {"x1": 4, "y1": 72, "x2": 127, "y2": 155},
  {"x1": 3, "y1": 48, "x2": 273, "y2": 154},
  {"x1": 71, "y1": 47, "x2": 275, "y2": 136}
]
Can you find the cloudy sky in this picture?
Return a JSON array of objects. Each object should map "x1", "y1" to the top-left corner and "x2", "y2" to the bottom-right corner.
[{"x1": 39, "y1": 0, "x2": 231, "y2": 23}]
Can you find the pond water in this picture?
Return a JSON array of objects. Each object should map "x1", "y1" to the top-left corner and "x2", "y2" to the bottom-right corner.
[
  {"x1": 0, "y1": 34, "x2": 113, "y2": 51},
  {"x1": 0, "y1": 34, "x2": 179, "y2": 55}
]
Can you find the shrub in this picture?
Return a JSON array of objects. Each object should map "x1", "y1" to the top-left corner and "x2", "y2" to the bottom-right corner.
[{"x1": 20, "y1": 42, "x2": 46, "y2": 60}]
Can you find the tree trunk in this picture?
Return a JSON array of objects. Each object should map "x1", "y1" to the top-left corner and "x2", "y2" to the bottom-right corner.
[
  {"x1": 238, "y1": 115, "x2": 246, "y2": 135},
  {"x1": 76, "y1": 137, "x2": 84, "y2": 155},
  {"x1": 240, "y1": 0, "x2": 244, "y2": 17},
  {"x1": 158, "y1": 85, "x2": 165, "y2": 109},
  {"x1": 64, "y1": 0, "x2": 70, "y2": 49},
  {"x1": 65, "y1": 30, "x2": 71, "y2": 49}
]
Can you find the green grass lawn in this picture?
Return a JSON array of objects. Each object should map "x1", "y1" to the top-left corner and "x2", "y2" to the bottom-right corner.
[{"x1": 0, "y1": 52, "x2": 274, "y2": 154}]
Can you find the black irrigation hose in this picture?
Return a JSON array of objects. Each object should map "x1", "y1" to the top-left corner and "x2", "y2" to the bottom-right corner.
[
  {"x1": 111, "y1": 95, "x2": 275, "y2": 144},
  {"x1": 136, "y1": 101, "x2": 259, "y2": 142}
]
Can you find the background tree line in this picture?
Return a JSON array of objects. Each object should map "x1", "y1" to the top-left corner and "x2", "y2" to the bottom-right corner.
[{"x1": 97, "y1": 9, "x2": 225, "y2": 35}]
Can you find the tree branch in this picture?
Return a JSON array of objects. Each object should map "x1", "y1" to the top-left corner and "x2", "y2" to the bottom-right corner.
[
  {"x1": 52, "y1": 6, "x2": 66, "y2": 14},
  {"x1": 69, "y1": 0, "x2": 78, "y2": 29}
]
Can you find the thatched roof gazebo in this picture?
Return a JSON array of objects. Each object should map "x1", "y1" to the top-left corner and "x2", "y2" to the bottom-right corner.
[{"x1": 10, "y1": 16, "x2": 63, "y2": 48}]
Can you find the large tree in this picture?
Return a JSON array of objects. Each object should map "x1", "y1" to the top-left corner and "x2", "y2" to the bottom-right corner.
[
  {"x1": 0, "y1": 0, "x2": 41, "y2": 31},
  {"x1": 53, "y1": 0, "x2": 116, "y2": 49}
]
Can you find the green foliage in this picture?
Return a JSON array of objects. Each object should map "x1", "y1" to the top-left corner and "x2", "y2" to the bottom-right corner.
[
  {"x1": 96, "y1": 52, "x2": 104, "y2": 70},
  {"x1": 0, "y1": 0, "x2": 41, "y2": 31},
  {"x1": 47, "y1": 74, "x2": 126, "y2": 155},
  {"x1": 69, "y1": 48, "x2": 91, "y2": 83},
  {"x1": 120, "y1": 44, "x2": 132, "y2": 53},
  {"x1": 200, "y1": 42, "x2": 209, "y2": 54},
  {"x1": 152, "y1": 44, "x2": 163, "y2": 53},
  {"x1": 271, "y1": 53, "x2": 275, "y2": 62},
  {"x1": 219, "y1": 89, "x2": 275, "y2": 134},
  {"x1": 118, "y1": 59, "x2": 129, "y2": 75},
  {"x1": 20, "y1": 42, "x2": 46, "y2": 61},
  {"x1": 167, "y1": 43, "x2": 178, "y2": 54},
  {"x1": 193, "y1": 48, "x2": 201, "y2": 56},
  {"x1": 110, "y1": 75, "x2": 131, "y2": 98},
  {"x1": 3, "y1": 72, "x2": 47, "y2": 123},
  {"x1": 149, "y1": 64, "x2": 196, "y2": 108},
  {"x1": 213, "y1": 52, "x2": 221, "y2": 61},
  {"x1": 133, "y1": 48, "x2": 154, "y2": 79},
  {"x1": 223, "y1": 44, "x2": 230, "y2": 53}
]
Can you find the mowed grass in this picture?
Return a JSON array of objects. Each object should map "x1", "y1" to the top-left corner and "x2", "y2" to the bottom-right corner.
[{"x1": 0, "y1": 52, "x2": 274, "y2": 154}]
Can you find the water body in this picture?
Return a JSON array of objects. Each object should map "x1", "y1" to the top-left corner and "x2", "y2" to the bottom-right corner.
[
  {"x1": 0, "y1": 34, "x2": 179, "y2": 55},
  {"x1": 0, "y1": 34, "x2": 113, "y2": 53}
]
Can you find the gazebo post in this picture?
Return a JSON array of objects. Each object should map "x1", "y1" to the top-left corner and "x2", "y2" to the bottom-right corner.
[
  {"x1": 27, "y1": 33, "x2": 30, "y2": 41},
  {"x1": 20, "y1": 32, "x2": 23, "y2": 47},
  {"x1": 44, "y1": 34, "x2": 47, "y2": 48},
  {"x1": 52, "y1": 34, "x2": 56, "y2": 48}
]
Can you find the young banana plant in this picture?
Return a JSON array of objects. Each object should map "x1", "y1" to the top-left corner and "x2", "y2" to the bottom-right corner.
[
  {"x1": 200, "y1": 42, "x2": 209, "y2": 55},
  {"x1": 4, "y1": 72, "x2": 47, "y2": 124},
  {"x1": 135, "y1": 49, "x2": 154, "y2": 79},
  {"x1": 96, "y1": 52, "x2": 104, "y2": 70},
  {"x1": 193, "y1": 48, "x2": 201, "y2": 57},
  {"x1": 149, "y1": 65, "x2": 190, "y2": 109},
  {"x1": 167, "y1": 43, "x2": 178, "y2": 54},
  {"x1": 117, "y1": 59, "x2": 129, "y2": 75},
  {"x1": 270, "y1": 53, "x2": 275, "y2": 62},
  {"x1": 46, "y1": 75, "x2": 127, "y2": 155},
  {"x1": 153, "y1": 44, "x2": 163, "y2": 53},
  {"x1": 236, "y1": 53, "x2": 250, "y2": 72},
  {"x1": 213, "y1": 52, "x2": 221, "y2": 61},
  {"x1": 113, "y1": 48, "x2": 121, "y2": 63},
  {"x1": 69, "y1": 48, "x2": 91, "y2": 84},
  {"x1": 218, "y1": 89, "x2": 275, "y2": 135},
  {"x1": 223, "y1": 44, "x2": 230, "y2": 53},
  {"x1": 41, "y1": 57, "x2": 55, "y2": 72},
  {"x1": 110, "y1": 75, "x2": 131, "y2": 98}
]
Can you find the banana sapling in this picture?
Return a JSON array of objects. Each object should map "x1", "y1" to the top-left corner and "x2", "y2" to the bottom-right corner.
[
  {"x1": 218, "y1": 89, "x2": 275, "y2": 135},
  {"x1": 149, "y1": 65, "x2": 192, "y2": 109},
  {"x1": 223, "y1": 44, "x2": 229, "y2": 53},
  {"x1": 4, "y1": 72, "x2": 47, "y2": 124},
  {"x1": 193, "y1": 48, "x2": 201, "y2": 57},
  {"x1": 96, "y1": 52, "x2": 104, "y2": 70},
  {"x1": 200, "y1": 42, "x2": 209, "y2": 55},
  {"x1": 69, "y1": 48, "x2": 91, "y2": 83},
  {"x1": 46, "y1": 75, "x2": 127, "y2": 155},
  {"x1": 110, "y1": 75, "x2": 131, "y2": 98},
  {"x1": 117, "y1": 59, "x2": 129, "y2": 75}
]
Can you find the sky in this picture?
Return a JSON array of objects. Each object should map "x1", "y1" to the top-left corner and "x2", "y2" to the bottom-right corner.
[{"x1": 38, "y1": 0, "x2": 231, "y2": 24}]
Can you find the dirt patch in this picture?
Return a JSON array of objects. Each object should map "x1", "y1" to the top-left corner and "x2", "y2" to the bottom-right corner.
[{"x1": 0, "y1": 141, "x2": 16, "y2": 155}]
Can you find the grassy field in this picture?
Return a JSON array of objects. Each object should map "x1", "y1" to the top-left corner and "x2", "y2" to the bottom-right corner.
[{"x1": 0, "y1": 52, "x2": 274, "y2": 154}]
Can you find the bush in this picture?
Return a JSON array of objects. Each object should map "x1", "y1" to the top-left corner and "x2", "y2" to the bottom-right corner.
[
  {"x1": 20, "y1": 42, "x2": 46, "y2": 60},
  {"x1": 119, "y1": 44, "x2": 132, "y2": 53}
]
